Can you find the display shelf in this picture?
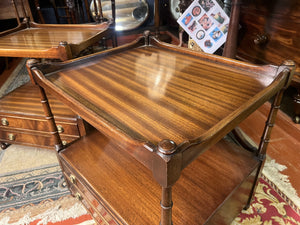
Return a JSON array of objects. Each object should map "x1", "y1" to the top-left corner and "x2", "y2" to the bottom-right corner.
[{"x1": 60, "y1": 129, "x2": 259, "y2": 225}]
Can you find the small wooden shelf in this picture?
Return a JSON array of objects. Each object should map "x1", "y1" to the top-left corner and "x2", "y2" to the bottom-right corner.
[{"x1": 60, "y1": 129, "x2": 260, "y2": 225}]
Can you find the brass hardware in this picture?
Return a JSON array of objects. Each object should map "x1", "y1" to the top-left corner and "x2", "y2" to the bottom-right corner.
[
  {"x1": 254, "y1": 34, "x2": 268, "y2": 45},
  {"x1": 57, "y1": 125, "x2": 64, "y2": 133},
  {"x1": 8, "y1": 133, "x2": 15, "y2": 141},
  {"x1": 69, "y1": 174, "x2": 76, "y2": 184},
  {"x1": 1, "y1": 118, "x2": 9, "y2": 126},
  {"x1": 75, "y1": 192, "x2": 82, "y2": 201},
  {"x1": 1, "y1": 143, "x2": 10, "y2": 150},
  {"x1": 62, "y1": 140, "x2": 67, "y2": 145}
]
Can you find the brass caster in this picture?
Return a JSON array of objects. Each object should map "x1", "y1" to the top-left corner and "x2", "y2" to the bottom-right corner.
[{"x1": 1, "y1": 143, "x2": 10, "y2": 150}]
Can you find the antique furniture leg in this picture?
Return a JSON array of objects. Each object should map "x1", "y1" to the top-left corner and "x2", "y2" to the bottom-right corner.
[
  {"x1": 34, "y1": 0, "x2": 45, "y2": 23},
  {"x1": 110, "y1": 0, "x2": 117, "y2": 47},
  {"x1": 37, "y1": 86, "x2": 64, "y2": 151},
  {"x1": 83, "y1": 0, "x2": 92, "y2": 22},
  {"x1": 26, "y1": 59, "x2": 63, "y2": 152},
  {"x1": 245, "y1": 61, "x2": 295, "y2": 208},
  {"x1": 155, "y1": 139, "x2": 180, "y2": 225},
  {"x1": 161, "y1": 187, "x2": 173, "y2": 225}
]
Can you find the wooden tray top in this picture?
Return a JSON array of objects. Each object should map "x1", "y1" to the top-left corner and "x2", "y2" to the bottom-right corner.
[
  {"x1": 0, "y1": 27, "x2": 105, "y2": 51},
  {"x1": 32, "y1": 35, "x2": 289, "y2": 143},
  {"x1": 29, "y1": 33, "x2": 294, "y2": 224},
  {"x1": 30, "y1": 33, "x2": 293, "y2": 172}
]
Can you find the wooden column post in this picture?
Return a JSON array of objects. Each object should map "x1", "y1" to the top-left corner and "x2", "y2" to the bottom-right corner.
[
  {"x1": 26, "y1": 61, "x2": 65, "y2": 152},
  {"x1": 154, "y1": 0, "x2": 160, "y2": 37},
  {"x1": 160, "y1": 187, "x2": 173, "y2": 225},
  {"x1": 222, "y1": 0, "x2": 241, "y2": 58},
  {"x1": 155, "y1": 139, "x2": 180, "y2": 225},
  {"x1": 37, "y1": 86, "x2": 64, "y2": 152},
  {"x1": 245, "y1": 61, "x2": 295, "y2": 208}
]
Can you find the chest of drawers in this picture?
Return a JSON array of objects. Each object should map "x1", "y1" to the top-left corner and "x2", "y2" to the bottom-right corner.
[
  {"x1": 0, "y1": 83, "x2": 87, "y2": 149},
  {"x1": 236, "y1": 0, "x2": 300, "y2": 122}
]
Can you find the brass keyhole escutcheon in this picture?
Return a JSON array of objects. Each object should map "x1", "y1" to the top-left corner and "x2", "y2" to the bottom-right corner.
[{"x1": 1, "y1": 118, "x2": 9, "y2": 126}]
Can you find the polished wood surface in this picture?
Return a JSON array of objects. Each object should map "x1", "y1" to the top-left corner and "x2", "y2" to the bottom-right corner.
[
  {"x1": 0, "y1": 25, "x2": 109, "y2": 59},
  {"x1": 236, "y1": 0, "x2": 300, "y2": 122},
  {"x1": 237, "y1": 0, "x2": 300, "y2": 74},
  {"x1": 29, "y1": 34, "x2": 295, "y2": 224},
  {"x1": 60, "y1": 129, "x2": 259, "y2": 225},
  {"x1": 0, "y1": 0, "x2": 116, "y2": 61},
  {"x1": 0, "y1": 22, "x2": 113, "y2": 61},
  {"x1": 0, "y1": 83, "x2": 76, "y2": 118},
  {"x1": 0, "y1": 0, "x2": 111, "y2": 147},
  {"x1": 31, "y1": 38, "x2": 291, "y2": 146},
  {"x1": 0, "y1": 83, "x2": 85, "y2": 148},
  {"x1": 0, "y1": 26, "x2": 108, "y2": 49},
  {"x1": 0, "y1": 0, "x2": 33, "y2": 21}
]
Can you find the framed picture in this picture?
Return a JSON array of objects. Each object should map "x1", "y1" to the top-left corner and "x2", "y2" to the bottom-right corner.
[{"x1": 177, "y1": 0, "x2": 229, "y2": 53}]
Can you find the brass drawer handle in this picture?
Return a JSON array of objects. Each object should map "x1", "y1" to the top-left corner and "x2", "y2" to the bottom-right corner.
[
  {"x1": 254, "y1": 34, "x2": 268, "y2": 45},
  {"x1": 1, "y1": 118, "x2": 9, "y2": 126},
  {"x1": 8, "y1": 133, "x2": 15, "y2": 141},
  {"x1": 69, "y1": 174, "x2": 76, "y2": 184},
  {"x1": 57, "y1": 125, "x2": 64, "y2": 133},
  {"x1": 62, "y1": 140, "x2": 67, "y2": 145},
  {"x1": 75, "y1": 192, "x2": 82, "y2": 201}
]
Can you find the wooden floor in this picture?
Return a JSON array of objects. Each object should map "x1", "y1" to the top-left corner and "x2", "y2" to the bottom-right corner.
[{"x1": 1, "y1": 56, "x2": 299, "y2": 202}]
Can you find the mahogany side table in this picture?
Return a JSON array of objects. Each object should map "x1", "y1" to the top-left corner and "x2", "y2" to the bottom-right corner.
[{"x1": 29, "y1": 32, "x2": 295, "y2": 224}]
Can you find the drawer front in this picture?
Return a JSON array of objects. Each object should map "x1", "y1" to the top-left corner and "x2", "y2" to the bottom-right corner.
[
  {"x1": 68, "y1": 185, "x2": 115, "y2": 225},
  {"x1": 0, "y1": 115, "x2": 80, "y2": 136},
  {"x1": 60, "y1": 160, "x2": 118, "y2": 225},
  {"x1": 0, "y1": 129, "x2": 77, "y2": 148},
  {"x1": 237, "y1": 1, "x2": 300, "y2": 75}
]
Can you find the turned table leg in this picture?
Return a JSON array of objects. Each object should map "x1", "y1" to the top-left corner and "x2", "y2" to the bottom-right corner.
[{"x1": 160, "y1": 187, "x2": 173, "y2": 225}]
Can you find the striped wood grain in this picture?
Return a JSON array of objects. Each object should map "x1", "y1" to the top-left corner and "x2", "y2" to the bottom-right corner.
[{"x1": 43, "y1": 45, "x2": 277, "y2": 145}]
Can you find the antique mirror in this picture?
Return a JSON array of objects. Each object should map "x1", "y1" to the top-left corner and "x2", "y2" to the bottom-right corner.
[{"x1": 90, "y1": 0, "x2": 149, "y2": 31}]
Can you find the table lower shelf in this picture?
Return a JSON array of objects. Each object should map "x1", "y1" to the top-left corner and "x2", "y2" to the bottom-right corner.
[{"x1": 59, "y1": 129, "x2": 260, "y2": 225}]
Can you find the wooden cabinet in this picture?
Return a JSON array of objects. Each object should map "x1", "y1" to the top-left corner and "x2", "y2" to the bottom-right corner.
[
  {"x1": 0, "y1": 83, "x2": 87, "y2": 149},
  {"x1": 236, "y1": 0, "x2": 300, "y2": 122},
  {"x1": 29, "y1": 33, "x2": 295, "y2": 224},
  {"x1": 0, "y1": 0, "x2": 114, "y2": 149}
]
